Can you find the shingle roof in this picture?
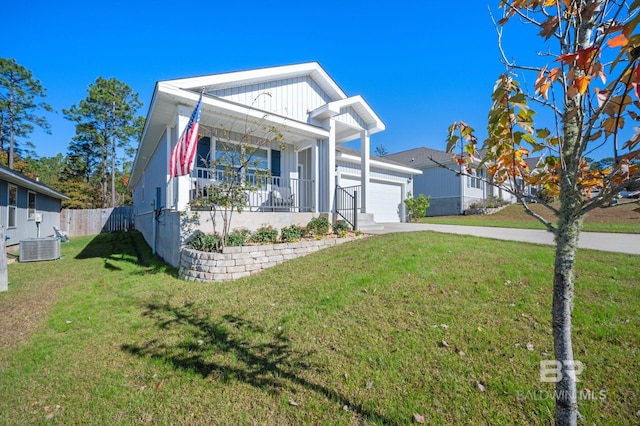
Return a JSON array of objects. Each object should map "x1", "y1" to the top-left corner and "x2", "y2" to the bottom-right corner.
[
  {"x1": 384, "y1": 147, "x2": 459, "y2": 168},
  {"x1": 0, "y1": 164, "x2": 68, "y2": 200}
]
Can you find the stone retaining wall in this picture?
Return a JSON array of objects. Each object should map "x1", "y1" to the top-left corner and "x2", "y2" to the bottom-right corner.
[{"x1": 180, "y1": 237, "x2": 360, "y2": 282}]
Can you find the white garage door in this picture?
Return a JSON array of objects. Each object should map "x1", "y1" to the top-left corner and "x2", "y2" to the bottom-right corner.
[
  {"x1": 369, "y1": 180, "x2": 403, "y2": 222},
  {"x1": 339, "y1": 176, "x2": 403, "y2": 223}
]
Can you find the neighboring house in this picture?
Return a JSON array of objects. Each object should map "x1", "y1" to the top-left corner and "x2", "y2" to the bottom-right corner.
[
  {"x1": 385, "y1": 147, "x2": 524, "y2": 216},
  {"x1": 0, "y1": 165, "x2": 69, "y2": 245},
  {"x1": 128, "y1": 62, "x2": 421, "y2": 267}
]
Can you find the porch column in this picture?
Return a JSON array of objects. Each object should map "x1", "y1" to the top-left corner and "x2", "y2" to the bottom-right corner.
[
  {"x1": 312, "y1": 140, "x2": 319, "y2": 213},
  {"x1": 360, "y1": 129, "x2": 370, "y2": 213},
  {"x1": 327, "y1": 119, "x2": 337, "y2": 214},
  {"x1": 175, "y1": 106, "x2": 192, "y2": 212}
]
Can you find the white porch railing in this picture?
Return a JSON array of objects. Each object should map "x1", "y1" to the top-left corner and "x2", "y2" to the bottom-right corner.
[{"x1": 190, "y1": 167, "x2": 314, "y2": 212}]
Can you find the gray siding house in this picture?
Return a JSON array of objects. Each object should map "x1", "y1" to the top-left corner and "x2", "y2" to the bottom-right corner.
[
  {"x1": 385, "y1": 147, "x2": 518, "y2": 216},
  {"x1": 0, "y1": 165, "x2": 68, "y2": 245}
]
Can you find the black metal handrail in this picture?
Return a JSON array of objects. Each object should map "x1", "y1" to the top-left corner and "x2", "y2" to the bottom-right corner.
[{"x1": 335, "y1": 184, "x2": 360, "y2": 230}]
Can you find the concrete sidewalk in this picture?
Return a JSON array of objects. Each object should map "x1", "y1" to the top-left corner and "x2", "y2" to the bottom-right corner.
[{"x1": 366, "y1": 223, "x2": 640, "y2": 255}]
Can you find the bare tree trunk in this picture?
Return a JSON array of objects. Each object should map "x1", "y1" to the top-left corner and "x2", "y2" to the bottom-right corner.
[
  {"x1": 553, "y1": 99, "x2": 584, "y2": 426},
  {"x1": 552, "y1": 214, "x2": 581, "y2": 426},
  {"x1": 111, "y1": 137, "x2": 116, "y2": 208},
  {"x1": 102, "y1": 140, "x2": 108, "y2": 208},
  {"x1": 8, "y1": 92, "x2": 14, "y2": 170}
]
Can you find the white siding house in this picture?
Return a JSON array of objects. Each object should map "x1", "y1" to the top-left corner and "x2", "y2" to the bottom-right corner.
[{"x1": 128, "y1": 62, "x2": 420, "y2": 267}]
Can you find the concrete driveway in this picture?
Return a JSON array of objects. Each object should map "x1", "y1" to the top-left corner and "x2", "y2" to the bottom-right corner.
[{"x1": 366, "y1": 223, "x2": 640, "y2": 255}]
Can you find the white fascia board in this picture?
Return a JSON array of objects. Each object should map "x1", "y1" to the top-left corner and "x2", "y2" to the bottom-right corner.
[
  {"x1": 129, "y1": 84, "x2": 160, "y2": 189},
  {"x1": 161, "y1": 84, "x2": 329, "y2": 139},
  {"x1": 320, "y1": 96, "x2": 385, "y2": 134},
  {"x1": 164, "y1": 62, "x2": 347, "y2": 101},
  {"x1": 338, "y1": 152, "x2": 422, "y2": 175}
]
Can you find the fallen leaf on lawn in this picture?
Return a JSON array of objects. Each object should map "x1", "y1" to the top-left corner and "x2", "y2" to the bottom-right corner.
[
  {"x1": 458, "y1": 350, "x2": 466, "y2": 356},
  {"x1": 477, "y1": 381, "x2": 486, "y2": 392},
  {"x1": 289, "y1": 399, "x2": 298, "y2": 406},
  {"x1": 44, "y1": 406, "x2": 51, "y2": 412},
  {"x1": 413, "y1": 413, "x2": 425, "y2": 423},
  {"x1": 477, "y1": 326, "x2": 483, "y2": 331},
  {"x1": 65, "y1": 321, "x2": 72, "y2": 324},
  {"x1": 155, "y1": 381, "x2": 163, "y2": 392},
  {"x1": 440, "y1": 340, "x2": 449, "y2": 348},
  {"x1": 45, "y1": 413, "x2": 54, "y2": 420},
  {"x1": 526, "y1": 342, "x2": 534, "y2": 351}
]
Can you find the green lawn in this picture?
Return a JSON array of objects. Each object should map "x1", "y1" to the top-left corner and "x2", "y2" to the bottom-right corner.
[
  {"x1": 419, "y1": 202, "x2": 640, "y2": 234},
  {"x1": 0, "y1": 231, "x2": 638, "y2": 425}
]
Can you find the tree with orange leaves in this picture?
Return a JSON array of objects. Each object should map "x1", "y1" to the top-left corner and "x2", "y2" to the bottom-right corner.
[{"x1": 446, "y1": 1, "x2": 639, "y2": 425}]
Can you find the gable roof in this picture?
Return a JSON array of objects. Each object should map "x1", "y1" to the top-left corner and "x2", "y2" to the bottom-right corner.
[
  {"x1": 0, "y1": 165, "x2": 68, "y2": 200},
  {"x1": 165, "y1": 62, "x2": 348, "y2": 102},
  {"x1": 130, "y1": 62, "x2": 386, "y2": 188},
  {"x1": 384, "y1": 147, "x2": 457, "y2": 168}
]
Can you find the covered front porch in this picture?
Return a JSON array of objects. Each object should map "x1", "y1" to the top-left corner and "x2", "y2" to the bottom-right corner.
[{"x1": 170, "y1": 91, "x2": 383, "y2": 219}]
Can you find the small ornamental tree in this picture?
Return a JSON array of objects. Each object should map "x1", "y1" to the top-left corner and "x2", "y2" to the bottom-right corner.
[
  {"x1": 446, "y1": 2, "x2": 640, "y2": 425},
  {"x1": 188, "y1": 98, "x2": 285, "y2": 251}
]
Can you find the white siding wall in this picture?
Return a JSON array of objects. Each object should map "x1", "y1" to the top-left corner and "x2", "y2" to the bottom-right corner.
[
  {"x1": 133, "y1": 128, "x2": 170, "y2": 216},
  {"x1": 209, "y1": 76, "x2": 331, "y2": 122},
  {"x1": 335, "y1": 106, "x2": 365, "y2": 130}
]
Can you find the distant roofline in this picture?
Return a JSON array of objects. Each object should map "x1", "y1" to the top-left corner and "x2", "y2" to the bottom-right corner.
[{"x1": 0, "y1": 164, "x2": 69, "y2": 200}]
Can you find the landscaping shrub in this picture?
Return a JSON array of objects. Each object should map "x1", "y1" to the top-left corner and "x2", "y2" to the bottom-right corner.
[
  {"x1": 226, "y1": 228, "x2": 251, "y2": 247},
  {"x1": 469, "y1": 196, "x2": 509, "y2": 210},
  {"x1": 333, "y1": 219, "x2": 350, "y2": 237},
  {"x1": 404, "y1": 192, "x2": 431, "y2": 221},
  {"x1": 307, "y1": 216, "x2": 330, "y2": 236},
  {"x1": 188, "y1": 232, "x2": 220, "y2": 252},
  {"x1": 250, "y1": 226, "x2": 279, "y2": 244},
  {"x1": 281, "y1": 224, "x2": 305, "y2": 242}
]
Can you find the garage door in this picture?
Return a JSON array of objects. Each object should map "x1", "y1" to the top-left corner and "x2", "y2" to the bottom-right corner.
[{"x1": 339, "y1": 176, "x2": 403, "y2": 223}]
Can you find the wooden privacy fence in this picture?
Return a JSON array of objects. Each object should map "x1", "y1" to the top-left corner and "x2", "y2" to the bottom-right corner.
[{"x1": 61, "y1": 207, "x2": 134, "y2": 237}]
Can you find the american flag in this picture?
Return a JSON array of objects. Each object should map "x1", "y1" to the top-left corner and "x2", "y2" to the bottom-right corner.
[{"x1": 169, "y1": 94, "x2": 202, "y2": 178}]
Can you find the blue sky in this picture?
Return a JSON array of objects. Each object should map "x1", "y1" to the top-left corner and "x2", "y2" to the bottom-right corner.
[{"x1": 3, "y1": 1, "x2": 541, "y2": 160}]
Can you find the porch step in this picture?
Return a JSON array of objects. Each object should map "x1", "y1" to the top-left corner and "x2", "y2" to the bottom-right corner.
[{"x1": 355, "y1": 213, "x2": 384, "y2": 232}]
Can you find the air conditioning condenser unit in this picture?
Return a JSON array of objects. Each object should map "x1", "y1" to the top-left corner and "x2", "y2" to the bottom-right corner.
[{"x1": 19, "y1": 237, "x2": 61, "y2": 262}]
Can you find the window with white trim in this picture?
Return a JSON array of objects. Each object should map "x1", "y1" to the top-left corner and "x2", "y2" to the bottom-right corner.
[
  {"x1": 467, "y1": 168, "x2": 482, "y2": 189},
  {"x1": 28, "y1": 191, "x2": 36, "y2": 220},
  {"x1": 8, "y1": 184, "x2": 17, "y2": 228}
]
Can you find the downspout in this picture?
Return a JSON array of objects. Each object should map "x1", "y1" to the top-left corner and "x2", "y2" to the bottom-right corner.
[{"x1": 460, "y1": 166, "x2": 465, "y2": 215}]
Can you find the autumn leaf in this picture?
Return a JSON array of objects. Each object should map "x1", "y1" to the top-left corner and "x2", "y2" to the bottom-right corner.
[
  {"x1": 575, "y1": 75, "x2": 591, "y2": 95},
  {"x1": 413, "y1": 413, "x2": 425, "y2": 424},
  {"x1": 608, "y1": 34, "x2": 628, "y2": 48},
  {"x1": 539, "y1": 16, "x2": 559, "y2": 40}
]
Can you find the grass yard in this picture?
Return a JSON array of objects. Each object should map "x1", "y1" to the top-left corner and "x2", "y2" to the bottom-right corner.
[
  {"x1": 0, "y1": 231, "x2": 638, "y2": 425},
  {"x1": 419, "y1": 201, "x2": 640, "y2": 233}
]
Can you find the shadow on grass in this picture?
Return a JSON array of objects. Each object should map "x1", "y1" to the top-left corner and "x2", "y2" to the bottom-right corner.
[
  {"x1": 122, "y1": 302, "x2": 395, "y2": 424},
  {"x1": 75, "y1": 231, "x2": 174, "y2": 275}
]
